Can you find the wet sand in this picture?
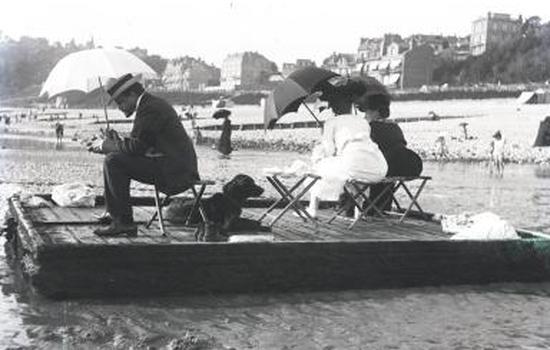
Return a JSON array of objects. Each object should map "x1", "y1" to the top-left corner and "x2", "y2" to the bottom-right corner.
[{"x1": 2, "y1": 100, "x2": 550, "y2": 348}]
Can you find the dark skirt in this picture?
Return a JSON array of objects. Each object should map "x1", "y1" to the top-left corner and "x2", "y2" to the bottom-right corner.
[
  {"x1": 385, "y1": 147, "x2": 423, "y2": 177},
  {"x1": 217, "y1": 119, "x2": 232, "y2": 155},
  {"x1": 369, "y1": 147, "x2": 423, "y2": 211}
]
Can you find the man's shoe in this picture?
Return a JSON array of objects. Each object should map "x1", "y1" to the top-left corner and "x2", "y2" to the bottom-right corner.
[
  {"x1": 95, "y1": 212, "x2": 112, "y2": 225},
  {"x1": 94, "y1": 222, "x2": 138, "y2": 237}
]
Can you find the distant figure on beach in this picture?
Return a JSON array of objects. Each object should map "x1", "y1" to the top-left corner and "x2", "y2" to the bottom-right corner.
[
  {"x1": 428, "y1": 110, "x2": 440, "y2": 121},
  {"x1": 55, "y1": 122, "x2": 64, "y2": 146},
  {"x1": 185, "y1": 104, "x2": 197, "y2": 120},
  {"x1": 434, "y1": 132, "x2": 450, "y2": 160},
  {"x1": 489, "y1": 130, "x2": 505, "y2": 177},
  {"x1": 459, "y1": 122, "x2": 469, "y2": 140},
  {"x1": 213, "y1": 109, "x2": 233, "y2": 159},
  {"x1": 190, "y1": 112, "x2": 202, "y2": 145}
]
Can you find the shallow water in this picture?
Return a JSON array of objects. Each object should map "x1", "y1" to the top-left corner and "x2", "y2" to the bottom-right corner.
[{"x1": 2, "y1": 137, "x2": 550, "y2": 349}]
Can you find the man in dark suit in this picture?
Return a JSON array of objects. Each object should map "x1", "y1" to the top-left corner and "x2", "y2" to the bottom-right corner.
[{"x1": 88, "y1": 73, "x2": 199, "y2": 236}]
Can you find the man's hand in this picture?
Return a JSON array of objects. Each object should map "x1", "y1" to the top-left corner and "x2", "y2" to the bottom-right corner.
[
  {"x1": 101, "y1": 128, "x2": 121, "y2": 141},
  {"x1": 86, "y1": 138, "x2": 104, "y2": 154},
  {"x1": 105, "y1": 128, "x2": 122, "y2": 141}
]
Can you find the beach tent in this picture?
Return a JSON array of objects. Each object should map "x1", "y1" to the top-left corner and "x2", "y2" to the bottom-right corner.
[
  {"x1": 518, "y1": 90, "x2": 550, "y2": 104},
  {"x1": 517, "y1": 91, "x2": 537, "y2": 104}
]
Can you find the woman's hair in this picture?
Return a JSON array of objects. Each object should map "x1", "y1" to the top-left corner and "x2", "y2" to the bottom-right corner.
[{"x1": 360, "y1": 93, "x2": 391, "y2": 119}]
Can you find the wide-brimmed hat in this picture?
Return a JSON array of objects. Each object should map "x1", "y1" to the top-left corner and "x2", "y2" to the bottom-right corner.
[{"x1": 105, "y1": 73, "x2": 141, "y2": 103}]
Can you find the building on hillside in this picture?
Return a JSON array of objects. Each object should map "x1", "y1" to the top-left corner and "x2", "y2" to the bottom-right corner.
[
  {"x1": 406, "y1": 34, "x2": 472, "y2": 61},
  {"x1": 321, "y1": 53, "x2": 357, "y2": 76},
  {"x1": 406, "y1": 34, "x2": 450, "y2": 55},
  {"x1": 357, "y1": 34, "x2": 403, "y2": 61},
  {"x1": 161, "y1": 56, "x2": 220, "y2": 91},
  {"x1": 470, "y1": 12, "x2": 522, "y2": 56},
  {"x1": 444, "y1": 36, "x2": 472, "y2": 61},
  {"x1": 361, "y1": 42, "x2": 434, "y2": 89},
  {"x1": 220, "y1": 52, "x2": 278, "y2": 91},
  {"x1": 281, "y1": 59, "x2": 316, "y2": 77}
]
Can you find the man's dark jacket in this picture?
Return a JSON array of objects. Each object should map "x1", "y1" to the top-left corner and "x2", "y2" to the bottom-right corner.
[{"x1": 104, "y1": 92, "x2": 199, "y2": 194}]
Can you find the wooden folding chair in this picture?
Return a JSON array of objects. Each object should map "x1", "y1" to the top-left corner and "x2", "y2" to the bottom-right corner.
[
  {"x1": 385, "y1": 176, "x2": 431, "y2": 223},
  {"x1": 259, "y1": 173, "x2": 321, "y2": 227},
  {"x1": 328, "y1": 176, "x2": 431, "y2": 229},
  {"x1": 145, "y1": 179, "x2": 215, "y2": 237}
]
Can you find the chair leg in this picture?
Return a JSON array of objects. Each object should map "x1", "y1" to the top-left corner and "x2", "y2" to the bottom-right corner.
[
  {"x1": 152, "y1": 185, "x2": 167, "y2": 236},
  {"x1": 193, "y1": 185, "x2": 210, "y2": 223},
  {"x1": 145, "y1": 210, "x2": 157, "y2": 229},
  {"x1": 398, "y1": 178, "x2": 429, "y2": 224},
  {"x1": 184, "y1": 185, "x2": 206, "y2": 225}
]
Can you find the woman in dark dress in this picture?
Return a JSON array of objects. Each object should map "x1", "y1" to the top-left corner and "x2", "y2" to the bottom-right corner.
[
  {"x1": 213, "y1": 109, "x2": 233, "y2": 158},
  {"x1": 354, "y1": 77, "x2": 423, "y2": 211}
]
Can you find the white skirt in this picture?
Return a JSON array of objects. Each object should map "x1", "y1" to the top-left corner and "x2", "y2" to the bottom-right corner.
[{"x1": 311, "y1": 143, "x2": 388, "y2": 201}]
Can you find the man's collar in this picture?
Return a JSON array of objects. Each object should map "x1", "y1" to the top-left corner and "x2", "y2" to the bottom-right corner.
[
  {"x1": 136, "y1": 92, "x2": 146, "y2": 110},
  {"x1": 127, "y1": 92, "x2": 146, "y2": 118}
]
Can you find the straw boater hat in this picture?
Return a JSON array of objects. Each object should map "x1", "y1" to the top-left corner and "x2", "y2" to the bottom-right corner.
[{"x1": 105, "y1": 73, "x2": 142, "y2": 103}]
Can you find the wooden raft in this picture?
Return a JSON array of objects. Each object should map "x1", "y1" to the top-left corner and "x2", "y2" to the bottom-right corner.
[
  {"x1": 6, "y1": 196, "x2": 550, "y2": 299},
  {"x1": 26, "y1": 205, "x2": 446, "y2": 246}
]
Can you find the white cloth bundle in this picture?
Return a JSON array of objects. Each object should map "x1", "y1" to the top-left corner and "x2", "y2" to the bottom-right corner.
[
  {"x1": 442, "y1": 212, "x2": 519, "y2": 240},
  {"x1": 51, "y1": 182, "x2": 95, "y2": 207}
]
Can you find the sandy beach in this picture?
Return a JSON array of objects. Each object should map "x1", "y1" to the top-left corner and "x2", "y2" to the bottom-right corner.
[{"x1": 2, "y1": 98, "x2": 550, "y2": 165}]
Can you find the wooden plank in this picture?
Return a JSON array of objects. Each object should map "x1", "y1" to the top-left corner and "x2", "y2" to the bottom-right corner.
[
  {"x1": 163, "y1": 226, "x2": 197, "y2": 242},
  {"x1": 39, "y1": 226, "x2": 81, "y2": 245},
  {"x1": 61, "y1": 225, "x2": 107, "y2": 245},
  {"x1": 27, "y1": 238, "x2": 550, "y2": 298},
  {"x1": 9, "y1": 197, "x2": 52, "y2": 248}
]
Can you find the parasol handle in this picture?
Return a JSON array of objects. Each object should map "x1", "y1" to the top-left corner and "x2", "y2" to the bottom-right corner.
[
  {"x1": 301, "y1": 102, "x2": 321, "y2": 128},
  {"x1": 97, "y1": 77, "x2": 110, "y2": 129}
]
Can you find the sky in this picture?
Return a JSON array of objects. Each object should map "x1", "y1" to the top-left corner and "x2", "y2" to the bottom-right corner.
[{"x1": 0, "y1": 0, "x2": 547, "y2": 68}]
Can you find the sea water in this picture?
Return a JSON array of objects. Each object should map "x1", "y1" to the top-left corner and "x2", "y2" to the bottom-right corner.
[{"x1": 1, "y1": 138, "x2": 550, "y2": 349}]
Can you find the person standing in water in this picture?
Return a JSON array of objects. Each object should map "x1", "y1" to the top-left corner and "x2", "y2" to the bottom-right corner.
[{"x1": 489, "y1": 130, "x2": 505, "y2": 177}]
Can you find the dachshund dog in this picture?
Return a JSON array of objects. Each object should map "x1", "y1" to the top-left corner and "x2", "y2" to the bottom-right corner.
[{"x1": 164, "y1": 174, "x2": 269, "y2": 237}]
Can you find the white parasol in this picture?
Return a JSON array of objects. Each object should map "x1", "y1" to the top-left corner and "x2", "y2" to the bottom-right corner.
[{"x1": 40, "y1": 48, "x2": 158, "y2": 127}]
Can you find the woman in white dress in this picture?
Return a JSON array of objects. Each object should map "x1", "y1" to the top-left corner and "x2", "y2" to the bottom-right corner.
[{"x1": 307, "y1": 79, "x2": 388, "y2": 218}]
